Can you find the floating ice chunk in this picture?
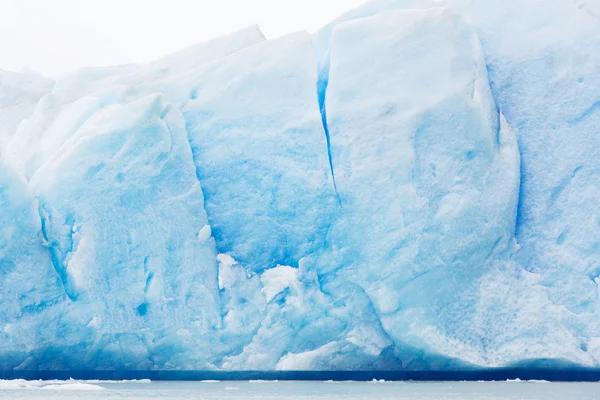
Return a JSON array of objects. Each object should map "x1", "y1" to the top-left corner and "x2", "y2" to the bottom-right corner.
[
  {"x1": 41, "y1": 383, "x2": 104, "y2": 390},
  {"x1": 0, "y1": 380, "x2": 27, "y2": 390}
]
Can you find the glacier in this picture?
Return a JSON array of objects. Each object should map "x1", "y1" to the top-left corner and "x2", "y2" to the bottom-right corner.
[
  {"x1": 0, "y1": 0, "x2": 600, "y2": 374},
  {"x1": 0, "y1": 69, "x2": 52, "y2": 154}
]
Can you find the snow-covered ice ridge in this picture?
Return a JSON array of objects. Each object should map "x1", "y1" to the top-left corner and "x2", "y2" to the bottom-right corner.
[{"x1": 1, "y1": 0, "x2": 599, "y2": 372}]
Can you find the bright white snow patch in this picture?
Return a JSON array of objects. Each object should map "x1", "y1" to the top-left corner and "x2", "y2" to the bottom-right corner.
[
  {"x1": 197, "y1": 225, "x2": 212, "y2": 242},
  {"x1": 86, "y1": 315, "x2": 100, "y2": 327},
  {"x1": 217, "y1": 253, "x2": 239, "y2": 290},
  {"x1": 277, "y1": 342, "x2": 338, "y2": 370},
  {"x1": 260, "y1": 265, "x2": 298, "y2": 302}
]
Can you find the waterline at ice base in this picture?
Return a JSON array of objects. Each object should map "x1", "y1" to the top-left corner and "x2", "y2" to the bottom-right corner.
[{"x1": 1, "y1": 0, "x2": 600, "y2": 379}]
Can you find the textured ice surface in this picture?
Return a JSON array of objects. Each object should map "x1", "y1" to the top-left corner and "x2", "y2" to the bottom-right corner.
[
  {"x1": 452, "y1": 0, "x2": 600, "y2": 335},
  {"x1": 1, "y1": 0, "x2": 600, "y2": 373},
  {"x1": 312, "y1": 0, "x2": 600, "y2": 367},
  {"x1": 6, "y1": 26, "x2": 265, "y2": 179},
  {"x1": 0, "y1": 69, "x2": 53, "y2": 152},
  {"x1": 0, "y1": 160, "x2": 65, "y2": 369},
  {"x1": 322, "y1": 7, "x2": 522, "y2": 363},
  {"x1": 310, "y1": 7, "x2": 579, "y2": 369},
  {"x1": 182, "y1": 32, "x2": 337, "y2": 271},
  {"x1": 29, "y1": 95, "x2": 222, "y2": 369}
]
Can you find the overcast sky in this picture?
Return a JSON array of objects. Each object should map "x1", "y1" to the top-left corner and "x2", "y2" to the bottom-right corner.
[{"x1": 0, "y1": 0, "x2": 365, "y2": 77}]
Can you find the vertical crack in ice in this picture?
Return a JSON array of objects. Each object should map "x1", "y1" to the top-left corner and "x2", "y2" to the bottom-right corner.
[
  {"x1": 179, "y1": 113, "x2": 228, "y2": 329},
  {"x1": 182, "y1": 117, "x2": 208, "y2": 206},
  {"x1": 317, "y1": 60, "x2": 342, "y2": 205},
  {"x1": 480, "y1": 52, "x2": 523, "y2": 240},
  {"x1": 321, "y1": 106, "x2": 341, "y2": 205},
  {"x1": 37, "y1": 203, "x2": 77, "y2": 301}
]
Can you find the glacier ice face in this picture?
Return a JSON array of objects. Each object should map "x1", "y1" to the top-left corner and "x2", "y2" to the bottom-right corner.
[
  {"x1": 312, "y1": 0, "x2": 433, "y2": 114},
  {"x1": 29, "y1": 95, "x2": 222, "y2": 369},
  {"x1": 1, "y1": 0, "x2": 600, "y2": 373},
  {"x1": 219, "y1": 255, "x2": 399, "y2": 371},
  {"x1": 316, "y1": 7, "x2": 569, "y2": 367},
  {"x1": 0, "y1": 69, "x2": 53, "y2": 152},
  {"x1": 455, "y1": 0, "x2": 600, "y2": 315},
  {"x1": 314, "y1": 0, "x2": 600, "y2": 366},
  {"x1": 6, "y1": 26, "x2": 265, "y2": 180},
  {"x1": 0, "y1": 159, "x2": 65, "y2": 369},
  {"x1": 182, "y1": 32, "x2": 337, "y2": 271},
  {"x1": 459, "y1": 0, "x2": 600, "y2": 365},
  {"x1": 468, "y1": 0, "x2": 600, "y2": 365}
]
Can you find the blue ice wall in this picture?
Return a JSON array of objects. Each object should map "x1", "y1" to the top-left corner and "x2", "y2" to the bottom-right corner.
[
  {"x1": 1, "y1": 0, "x2": 600, "y2": 372},
  {"x1": 314, "y1": 0, "x2": 600, "y2": 366},
  {"x1": 182, "y1": 32, "x2": 337, "y2": 271},
  {"x1": 0, "y1": 159, "x2": 65, "y2": 369},
  {"x1": 29, "y1": 95, "x2": 223, "y2": 369}
]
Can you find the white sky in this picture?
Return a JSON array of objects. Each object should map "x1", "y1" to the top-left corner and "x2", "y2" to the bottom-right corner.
[{"x1": 0, "y1": 0, "x2": 365, "y2": 77}]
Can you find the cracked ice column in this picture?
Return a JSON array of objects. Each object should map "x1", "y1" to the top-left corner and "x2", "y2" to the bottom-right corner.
[
  {"x1": 314, "y1": 0, "x2": 600, "y2": 366},
  {"x1": 30, "y1": 94, "x2": 221, "y2": 369},
  {"x1": 318, "y1": 0, "x2": 600, "y2": 352},
  {"x1": 452, "y1": 0, "x2": 600, "y2": 325},
  {"x1": 183, "y1": 31, "x2": 338, "y2": 271},
  {"x1": 323, "y1": 8, "x2": 525, "y2": 365},
  {"x1": 0, "y1": 159, "x2": 65, "y2": 369},
  {"x1": 312, "y1": 0, "x2": 434, "y2": 114}
]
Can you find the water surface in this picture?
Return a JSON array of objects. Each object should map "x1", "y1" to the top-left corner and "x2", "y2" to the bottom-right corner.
[{"x1": 1, "y1": 380, "x2": 599, "y2": 399}]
